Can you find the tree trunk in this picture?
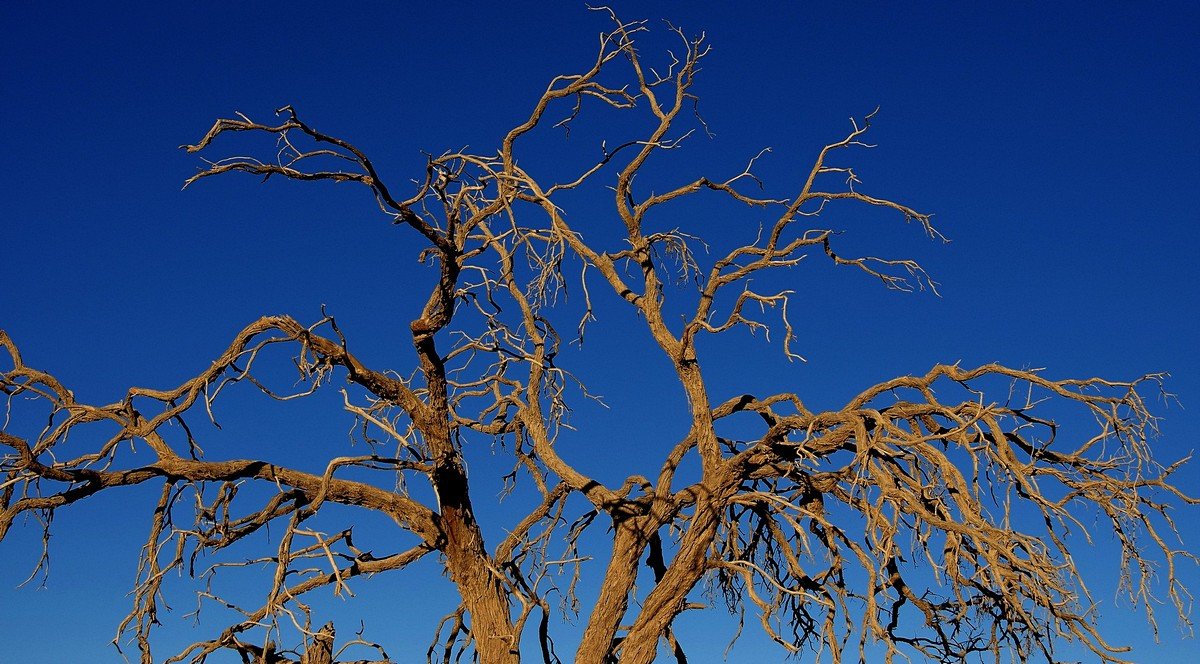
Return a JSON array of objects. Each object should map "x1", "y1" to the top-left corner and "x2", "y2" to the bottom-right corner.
[
  {"x1": 300, "y1": 623, "x2": 334, "y2": 664},
  {"x1": 451, "y1": 557, "x2": 518, "y2": 663},
  {"x1": 576, "y1": 524, "x2": 650, "y2": 663},
  {"x1": 616, "y1": 495, "x2": 723, "y2": 664},
  {"x1": 417, "y1": 323, "x2": 519, "y2": 663}
]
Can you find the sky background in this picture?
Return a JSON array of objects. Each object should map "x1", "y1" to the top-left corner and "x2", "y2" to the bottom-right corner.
[{"x1": 2, "y1": 1, "x2": 1199, "y2": 661}]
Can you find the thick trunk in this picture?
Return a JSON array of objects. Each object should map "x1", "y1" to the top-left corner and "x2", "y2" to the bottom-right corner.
[
  {"x1": 414, "y1": 308, "x2": 518, "y2": 663},
  {"x1": 450, "y1": 552, "x2": 519, "y2": 663},
  {"x1": 435, "y1": 459, "x2": 517, "y2": 661},
  {"x1": 615, "y1": 496, "x2": 723, "y2": 664},
  {"x1": 576, "y1": 525, "x2": 649, "y2": 664},
  {"x1": 428, "y1": 427, "x2": 519, "y2": 663},
  {"x1": 300, "y1": 623, "x2": 335, "y2": 664}
]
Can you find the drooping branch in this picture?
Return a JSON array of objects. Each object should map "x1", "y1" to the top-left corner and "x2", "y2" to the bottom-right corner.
[{"x1": 699, "y1": 365, "x2": 1197, "y2": 663}]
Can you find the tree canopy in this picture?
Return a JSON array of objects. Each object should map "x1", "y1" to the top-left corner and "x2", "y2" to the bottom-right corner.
[{"x1": 2, "y1": 7, "x2": 1197, "y2": 664}]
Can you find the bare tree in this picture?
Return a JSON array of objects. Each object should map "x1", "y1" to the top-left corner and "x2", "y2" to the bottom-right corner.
[{"x1": 2, "y1": 10, "x2": 1195, "y2": 664}]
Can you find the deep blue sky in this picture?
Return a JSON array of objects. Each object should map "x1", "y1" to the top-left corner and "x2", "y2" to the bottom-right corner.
[{"x1": 3, "y1": 1, "x2": 1198, "y2": 661}]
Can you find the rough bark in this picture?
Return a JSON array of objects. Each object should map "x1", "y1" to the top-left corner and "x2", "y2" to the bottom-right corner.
[{"x1": 1, "y1": 9, "x2": 1195, "y2": 664}]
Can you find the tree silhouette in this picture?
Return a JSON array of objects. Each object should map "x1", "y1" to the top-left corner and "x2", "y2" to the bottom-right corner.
[{"x1": 2, "y1": 10, "x2": 1195, "y2": 664}]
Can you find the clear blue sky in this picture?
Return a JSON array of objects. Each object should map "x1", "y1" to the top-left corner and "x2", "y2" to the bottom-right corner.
[{"x1": 2, "y1": 1, "x2": 1198, "y2": 661}]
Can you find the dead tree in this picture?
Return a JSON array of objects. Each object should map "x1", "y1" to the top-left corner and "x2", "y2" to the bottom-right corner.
[{"x1": 2, "y1": 10, "x2": 1195, "y2": 664}]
